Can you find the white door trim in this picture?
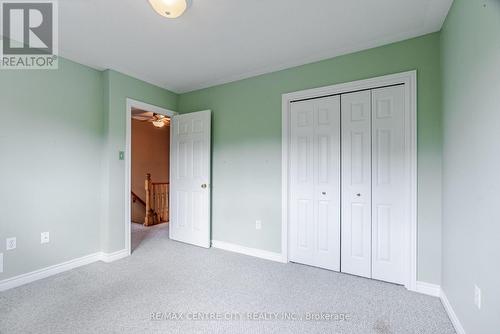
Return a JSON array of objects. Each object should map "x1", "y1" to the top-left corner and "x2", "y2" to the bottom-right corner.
[
  {"x1": 281, "y1": 70, "x2": 418, "y2": 291},
  {"x1": 125, "y1": 98, "x2": 177, "y2": 256}
]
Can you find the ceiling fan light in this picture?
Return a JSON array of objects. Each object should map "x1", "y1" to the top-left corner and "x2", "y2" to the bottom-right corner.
[
  {"x1": 148, "y1": 0, "x2": 188, "y2": 19},
  {"x1": 152, "y1": 119, "x2": 166, "y2": 128}
]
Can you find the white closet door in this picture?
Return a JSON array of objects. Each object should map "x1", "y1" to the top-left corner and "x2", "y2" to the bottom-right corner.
[
  {"x1": 289, "y1": 96, "x2": 341, "y2": 271},
  {"x1": 371, "y1": 85, "x2": 407, "y2": 284},
  {"x1": 341, "y1": 90, "x2": 372, "y2": 278}
]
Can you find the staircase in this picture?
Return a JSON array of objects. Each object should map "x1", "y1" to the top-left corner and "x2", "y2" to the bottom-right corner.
[{"x1": 132, "y1": 173, "x2": 169, "y2": 226}]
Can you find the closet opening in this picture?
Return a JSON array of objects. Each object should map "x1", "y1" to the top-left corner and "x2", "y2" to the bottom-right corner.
[{"x1": 281, "y1": 71, "x2": 417, "y2": 292}]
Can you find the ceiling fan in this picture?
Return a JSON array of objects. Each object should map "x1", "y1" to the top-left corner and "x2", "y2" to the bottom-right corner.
[{"x1": 132, "y1": 111, "x2": 170, "y2": 128}]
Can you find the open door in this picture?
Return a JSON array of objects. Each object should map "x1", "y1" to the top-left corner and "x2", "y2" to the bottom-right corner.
[{"x1": 169, "y1": 110, "x2": 211, "y2": 248}]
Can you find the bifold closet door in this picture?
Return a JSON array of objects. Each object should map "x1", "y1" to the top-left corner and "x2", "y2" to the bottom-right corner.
[
  {"x1": 289, "y1": 96, "x2": 341, "y2": 271},
  {"x1": 371, "y1": 85, "x2": 407, "y2": 285},
  {"x1": 341, "y1": 90, "x2": 372, "y2": 278}
]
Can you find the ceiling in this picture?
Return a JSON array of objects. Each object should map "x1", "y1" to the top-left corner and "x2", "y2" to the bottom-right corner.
[
  {"x1": 59, "y1": 0, "x2": 453, "y2": 93},
  {"x1": 131, "y1": 108, "x2": 153, "y2": 117}
]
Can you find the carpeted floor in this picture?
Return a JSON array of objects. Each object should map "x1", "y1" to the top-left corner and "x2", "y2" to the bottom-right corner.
[{"x1": 0, "y1": 223, "x2": 455, "y2": 334}]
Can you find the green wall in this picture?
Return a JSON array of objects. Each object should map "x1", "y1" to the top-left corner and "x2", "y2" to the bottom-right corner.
[
  {"x1": 3, "y1": 5, "x2": 499, "y2": 330},
  {"x1": 179, "y1": 33, "x2": 443, "y2": 284},
  {"x1": 0, "y1": 58, "x2": 105, "y2": 279},
  {"x1": 0, "y1": 63, "x2": 178, "y2": 281},
  {"x1": 0, "y1": 26, "x2": 446, "y2": 288},
  {"x1": 101, "y1": 70, "x2": 178, "y2": 253},
  {"x1": 441, "y1": 0, "x2": 500, "y2": 332}
]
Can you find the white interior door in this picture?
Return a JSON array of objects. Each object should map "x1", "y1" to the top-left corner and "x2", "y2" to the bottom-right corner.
[
  {"x1": 371, "y1": 85, "x2": 407, "y2": 284},
  {"x1": 170, "y1": 110, "x2": 211, "y2": 248},
  {"x1": 341, "y1": 90, "x2": 372, "y2": 278},
  {"x1": 289, "y1": 96, "x2": 341, "y2": 271}
]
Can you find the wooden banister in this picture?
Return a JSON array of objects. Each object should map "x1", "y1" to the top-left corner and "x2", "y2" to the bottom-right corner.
[
  {"x1": 131, "y1": 191, "x2": 146, "y2": 206},
  {"x1": 144, "y1": 173, "x2": 169, "y2": 226}
]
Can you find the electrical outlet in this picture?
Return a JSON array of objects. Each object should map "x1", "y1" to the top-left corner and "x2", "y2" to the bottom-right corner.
[
  {"x1": 474, "y1": 285, "x2": 481, "y2": 309},
  {"x1": 41, "y1": 232, "x2": 50, "y2": 244},
  {"x1": 256, "y1": 220, "x2": 262, "y2": 230},
  {"x1": 6, "y1": 237, "x2": 16, "y2": 250},
  {"x1": 0, "y1": 253, "x2": 3, "y2": 273}
]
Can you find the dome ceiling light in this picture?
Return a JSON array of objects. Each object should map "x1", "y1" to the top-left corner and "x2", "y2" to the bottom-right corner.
[{"x1": 148, "y1": 0, "x2": 189, "y2": 19}]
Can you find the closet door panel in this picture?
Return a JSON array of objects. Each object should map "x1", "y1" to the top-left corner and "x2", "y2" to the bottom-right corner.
[
  {"x1": 371, "y1": 85, "x2": 407, "y2": 285},
  {"x1": 313, "y1": 96, "x2": 341, "y2": 271},
  {"x1": 289, "y1": 96, "x2": 341, "y2": 271},
  {"x1": 341, "y1": 90, "x2": 372, "y2": 278},
  {"x1": 290, "y1": 101, "x2": 315, "y2": 265}
]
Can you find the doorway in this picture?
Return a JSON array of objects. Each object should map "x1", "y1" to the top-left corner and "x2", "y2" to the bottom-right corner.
[
  {"x1": 125, "y1": 100, "x2": 212, "y2": 256},
  {"x1": 125, "y1": 99, "x2": 177, "y2": 254},
  {"x1": 282, "y1": 71, "x2": 417, "y2": 291},
  {"x1": 130, "y1": 108, "x2": 171, "y2": 250}
]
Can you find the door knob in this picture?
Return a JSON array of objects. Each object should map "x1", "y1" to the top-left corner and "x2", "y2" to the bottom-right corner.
[
  {"x1": 201, "y1": 184, "x2": 207, "y2": 189},
  {"x1": 356, "y1": 193, "x2": 361, "y2": 197}
]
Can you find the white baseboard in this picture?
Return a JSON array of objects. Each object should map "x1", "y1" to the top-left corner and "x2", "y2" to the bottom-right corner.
[
  {"x1": 415, "y1": 281, "x2": 441, "y2": 297},
  {"x1": 0, "y1": 252, "x2": 101, "y2": 292},
  {"x1": 0, "y1": 249, "x2": 129, "y2": 292},
  {"x1": 211, "y1": 240, "x2": 285, "y2": 263},
  {"x1": 440, "y1": 289, "x2": 466, "y2": 334},
  {"x1": 99, "y1": 249, "x2": 129, "y2": 263},
  {"x1": 415, "y1": 281, "x2": 466, "y2": 333}
]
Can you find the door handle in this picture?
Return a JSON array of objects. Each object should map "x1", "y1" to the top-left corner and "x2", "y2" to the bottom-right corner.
[
  {"x1": 201, "y1": 184, "x2": 207, "y2": 189},
  {"x1": 356, "y1": 193, "x2": 361, "y2": 197}
]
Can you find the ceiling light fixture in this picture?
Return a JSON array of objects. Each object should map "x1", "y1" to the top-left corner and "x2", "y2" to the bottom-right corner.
[
  {"x1": 148, "y1": 0, "x2": 189, "y2": 19},
  {"x1": 151, "y1": 114, "x2": 169, "y2": 128},
  {"x1": 152, "y1": 119, "x2": 166, "y2": 128}
]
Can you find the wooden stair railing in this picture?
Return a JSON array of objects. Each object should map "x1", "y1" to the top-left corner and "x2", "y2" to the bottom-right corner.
[
  {"x1": 151, "y1": 182, "x2": 169, "y2": 223},
  {"x1": 131, "y1": 191, "x2": 146, "y2": 207},
  {"x1": 145, "y1": 173, "x2": 169, "y2": 226}
]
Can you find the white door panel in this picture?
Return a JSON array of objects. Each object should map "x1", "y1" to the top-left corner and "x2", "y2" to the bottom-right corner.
[
  {"x1": 289, "y1": 96, "x2": 341, "y2": 271},
  {"x1": 290, "y1": 101, "x2": 315, "y2": 262},
  {"x1": 287, "y1": 84, "x2": 410, "y2": 286},
  {"x1": 341, "y1": 90, "x2": 372, "y2": 278},
  {"x1": 313, "y1": 97, "x2": 341, "y2": 270},
  {"x1": 170, "y1": 110, "x2": 211, "y2": 248},
  {"x1": 371, "y1": 85, "x2": 406, "y2": 284}
]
